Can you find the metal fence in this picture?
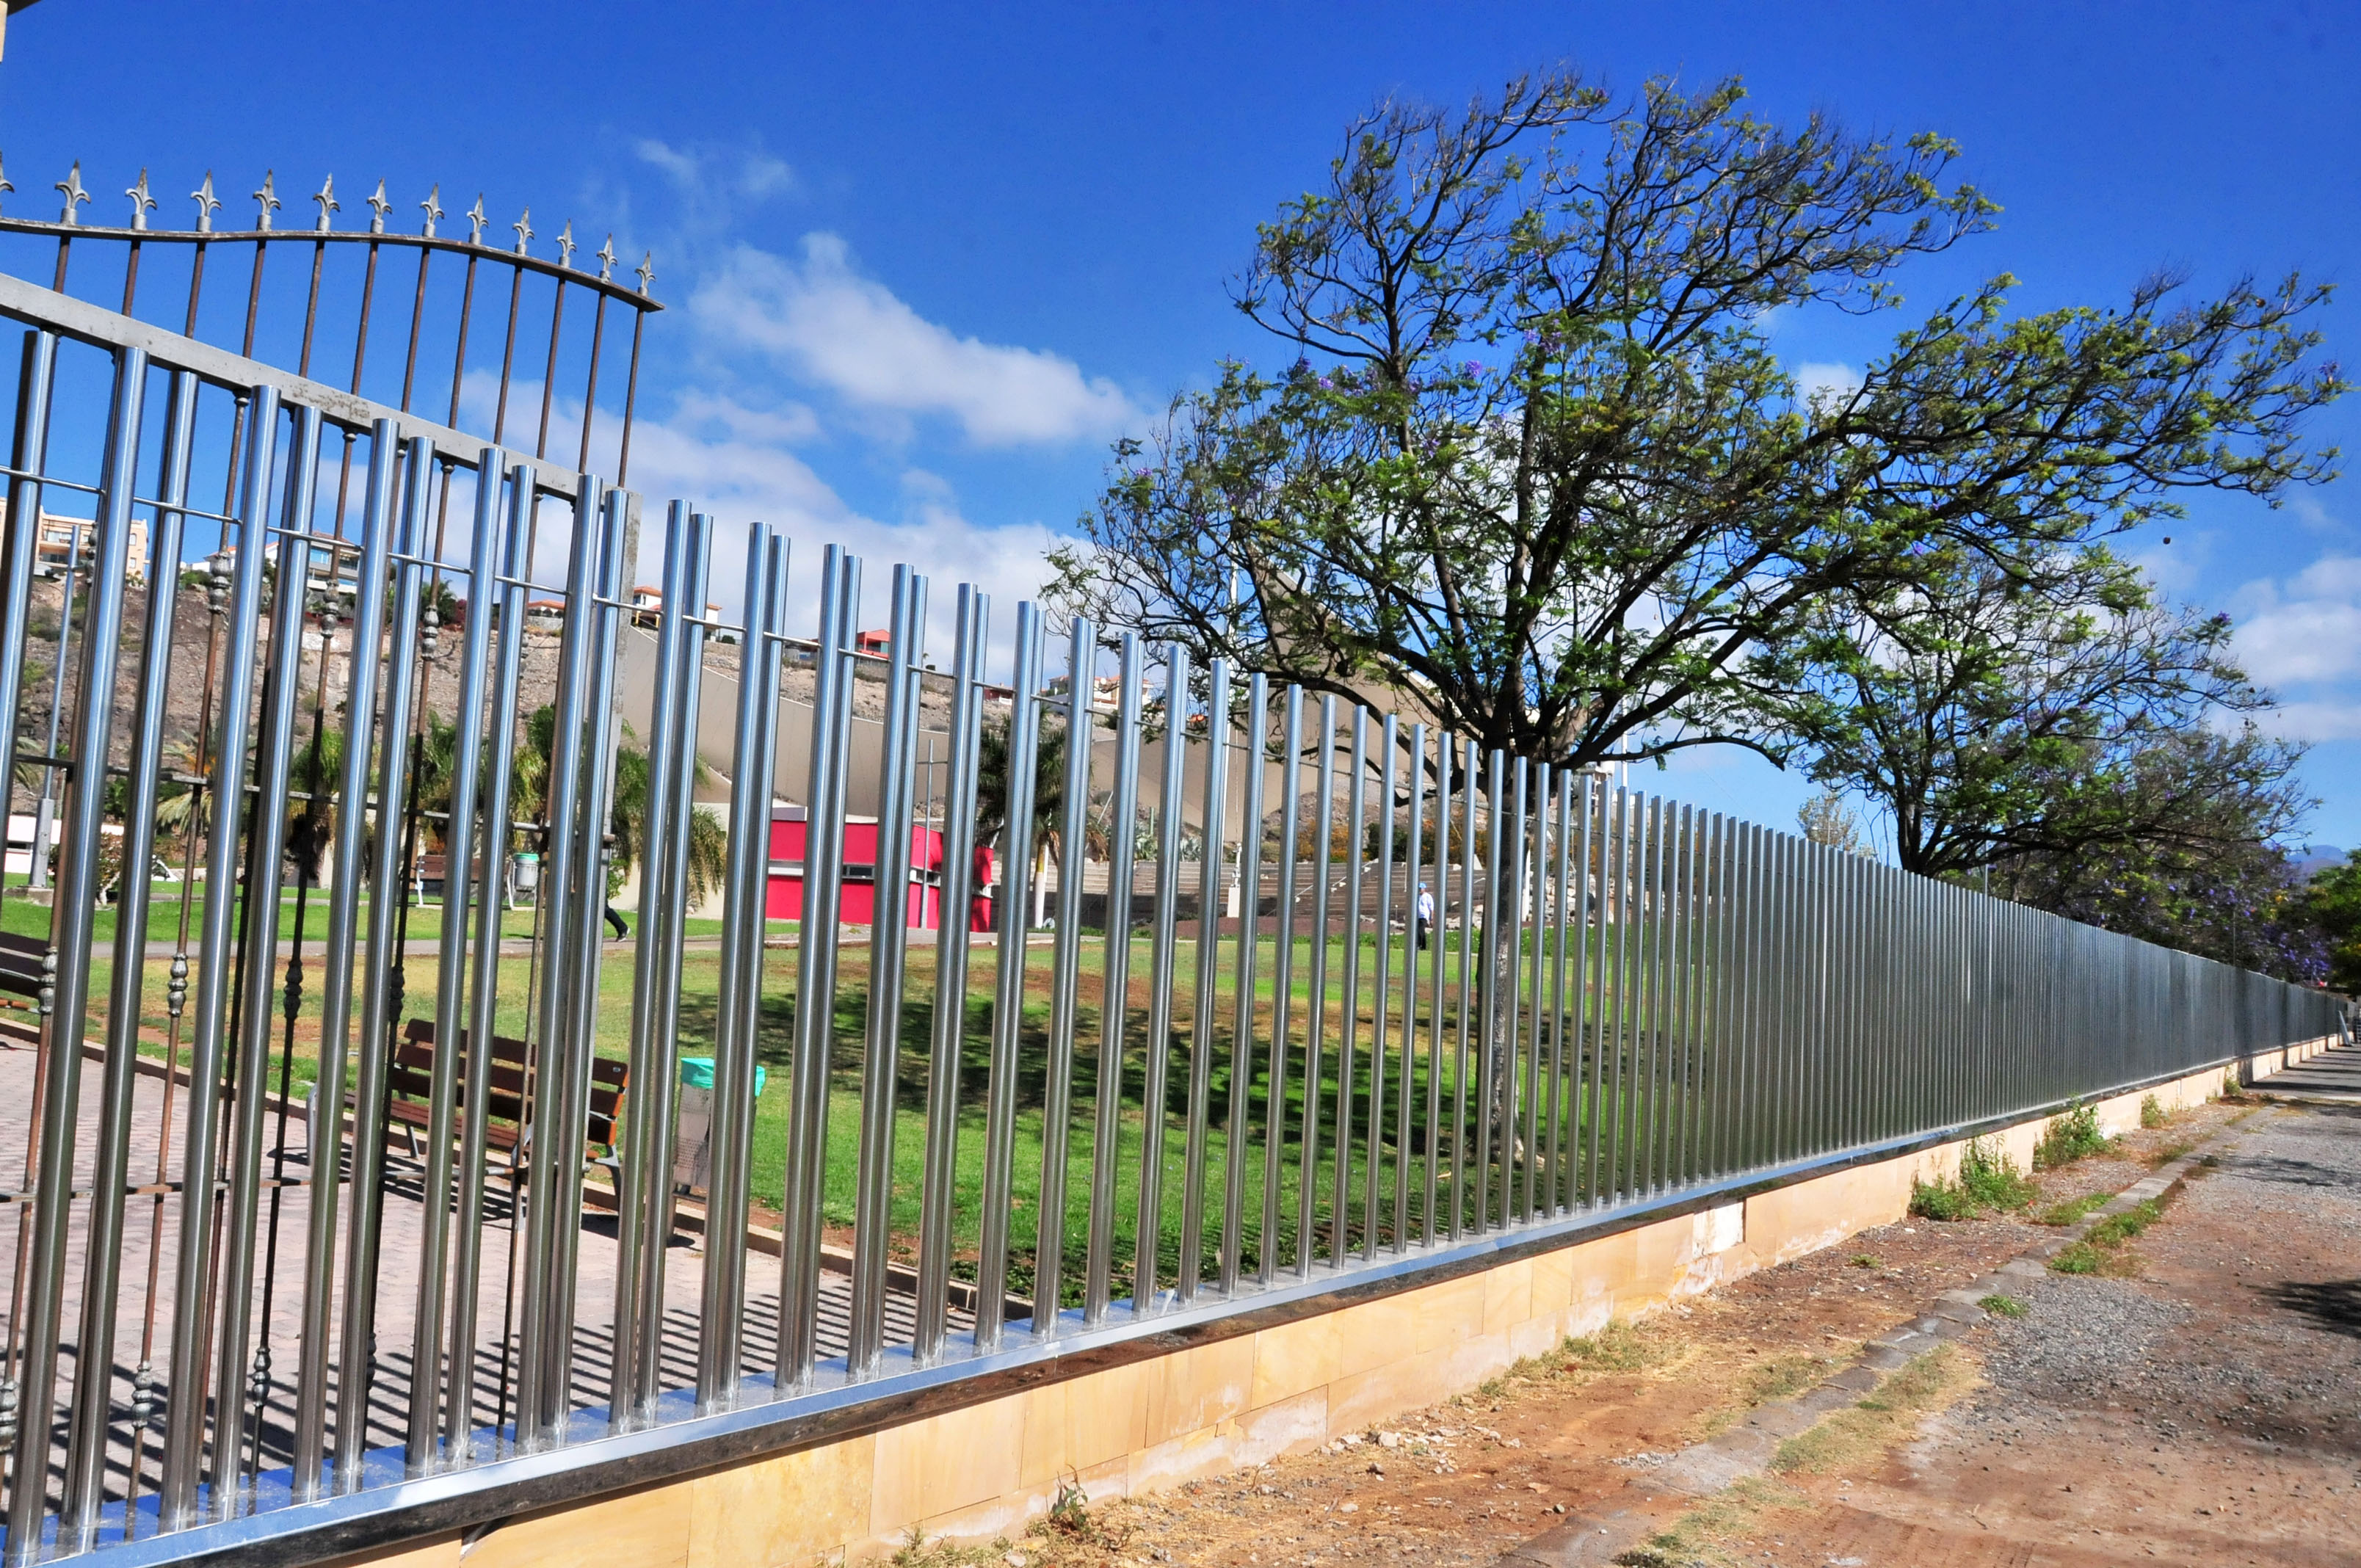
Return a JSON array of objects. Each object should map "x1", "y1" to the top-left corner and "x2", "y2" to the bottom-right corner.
[{"x1": 0, "y1": 195, "x2": 2347, "y2": 1565}]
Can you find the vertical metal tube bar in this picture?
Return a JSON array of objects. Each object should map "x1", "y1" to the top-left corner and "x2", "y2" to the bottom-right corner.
[
  {"x1": 1368, "y1": 714, "x2": 1398, "y2": 1260},
  {"x1": 701, "y1": 526, "x2": 785, "y2": 1400},
  {"x1": 777, "y1": 545, "x2": 850, "y2": 1381},
  {"x1": 848, "y1": 565, "x2": 926, "y2": 1373},
  {"x1": 447, "y1": 462, "x2": 535, "y2": 1449},
  {"x1": 917, "y1": 587, "x2": 989, "y2": 1357},
  {"x1": 0, "y1": 334, "x2": 57, "y2": 827},
  {"x1": 973, "y1": 599, "x2": 1042, "y2": 1348},
  {"x1": 1422, "y1": 734, "x2": 1446, "y2": 1242},
  {"x1": 1450, "y1": 738, "x2": 1476, "y2": 1238},
  {"x1": 1033, "y1": 618, "x2": 1095, "y2": 1333},
  {"x1": 611, "y1": 499, "x2": 689, "y2": 1422},
  {"x1": 1296, "y1": 695, "x2": 1334, "y2": 1275},
  {"x1": 1520, "y1": 762, "x2": 1545, "y2": 1222},
  {"x1": 159, "y1": 389, "x2": 281, "y2": 1527},
  {"x1": 1130, "y1": 646, "x2": 1188, "y2": 1312},
  {"x1": 286, "y1": 418, "x2": 400, "y2": 1497},
  {"x1": 211, "y1": 402, "x2": 321, "y2": 1515},
  {"x1": 1262, "y1": 686, "x2": 1302, "y2": 1282},
  {"x1": 1472, "y1": 749, "x2": 1504, "y2": 1233},
  {"x1": 1330, "y1": 706, "x2": 1366, "y2": 1263},
  {"x1": 334, "y1": 438, "x2": 435, "y2": 1476},
  {"x1": 1084, "y1": 636, "x2": 1143, "y2": 1324},
  {"x1": 1394, "y1": 722, "x2": 1425, "y2": 1252},
  {"x1": 32, "y1": 352, "x2": 152, "y2": 1552},
  {"x1": 540, "y1": 486, "x2": 632, "y2": 1418},
  {"x1": 1219, "y1": 677, "x2": 1266, "y2": 1294},
  {"x1": 512, "y1": 473, "x2": 601, "y2": 1445},
  {"x1": 410, "y1": 450, "x2": 506, "y2": 1460},
  {"x1": 1176, "y1": 658, "x2": 1229, "y2": 1304},
  {"x1": 1545, "y1": 774, "x2": 1573, "y2": 1213},
  {"x1": 205, "y1": 400, "x2": 318, "y2": 1513}
]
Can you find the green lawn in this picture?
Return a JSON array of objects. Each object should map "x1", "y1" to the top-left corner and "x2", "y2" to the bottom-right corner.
[{"x1": 43, "y1": 912, "x2": 1719, "y2": 1313}]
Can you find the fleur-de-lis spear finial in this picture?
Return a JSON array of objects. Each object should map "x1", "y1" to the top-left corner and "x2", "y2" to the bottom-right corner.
[
  {"x1": 635, "y1": 251, "x2": 655, "y2": 298},
  {"x1": 254, "y1": 171, "x2": 280, "y2": 232},
  {"x1": 595, "y1": 234, "x2": 617, "y2": 283},
  {"x1": 366, "y1": 178, "x2": 391, "y2": 234},
  {"x1": 126, "y1": 168, "x2": 156, "y2": 231},
  {"x1": 511, "y1": 206, "x2": 533, "y2": 256},
  {"x1": 419, "y1": 183, "x2": 443, "y2": 239},
  {"x1": 191, "y1": 173, "x2": 220, "y2": 233},
  {"x1": 56, "y1": 161, "x2": 88, "y2": 227},
  {"x1": 312, "y1": 175, "x2": 338, "y2": 233},
  {"x1": 554, "y1": 219, "x2": 575, "y2": 270},
  {"x1": 465, "y1": 195, "x2": 487, "y2": 246}
]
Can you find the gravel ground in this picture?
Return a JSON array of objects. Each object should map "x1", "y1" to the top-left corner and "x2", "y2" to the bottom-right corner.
[{"x1": 1692, "y1": 1097, "x2": 2361, "y2": 1567}]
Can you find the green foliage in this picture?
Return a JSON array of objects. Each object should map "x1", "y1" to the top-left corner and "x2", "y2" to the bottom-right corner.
[
  {"x1": 2049, "y1": 1241, "x2": 2104, "y2": 1274},
  {"x1": 1045, "y1": 1478, "x2": 1095, "y2": 1539},
  {"x1": 2034, "y1": 1102, "x2": 2112, "y2": 1169},
  {"x1": 2089, "y1": 1198, "x2": 2163, "y2": 1246},
  {"x1": 2048, "y1": 1198, "x2": 2164, "y2": 1275},
  {"x1": 2300, "y1": 849, "x2": 2361, "y2": 992},
  {"x1": 1049, "y1": 70, "x2": 2339, "y2": 776},
  {"x1": 2037, "y1": 1193, "x2": 2109, "y2": 1227},
  {"x1": 1911, "y1": 1136, "x2": 2036, "y2": 1220},
  {"x1": 1907, "y1": 1177, "x2": 1975, "y2": 1222},
  {"x1": 2140, "y1": 1094, "x2": 2169, "y2": 1130},
  {"x1": 1979, "y1": 1293, "x2": 2028, "y2": 1318},
  {"x1": 1774, "y1": 545, "x2": 2311, "y2": 883}
]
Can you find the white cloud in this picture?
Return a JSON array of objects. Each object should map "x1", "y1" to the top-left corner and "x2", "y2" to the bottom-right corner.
[
  {"x1": 627, "y1": 391, "x2": 1060, "y2": 659},
  {"x1": 1794, "y1": 360, "x2": 1863, "y2": 406},
  {"x1": 634, "y1": 137, "x2": 797, "y2": 203},
  {"x1": 689, "y1": 236, "x2": 1137, "y2": 447},
  {"x1": 2232, "y1": 554, "x2": 2361, "y2": 688},
  {"x1": 2288, "y1": 495, "x2": 2350, "y2": 537},
  {"x1": 2255, "y1": 700, "x2": 2361, "y2": 742}
]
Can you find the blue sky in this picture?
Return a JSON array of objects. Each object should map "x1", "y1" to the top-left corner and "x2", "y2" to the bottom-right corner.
[{"x1": 3, "y1": 0, "x2": 2357, "y2": 851}]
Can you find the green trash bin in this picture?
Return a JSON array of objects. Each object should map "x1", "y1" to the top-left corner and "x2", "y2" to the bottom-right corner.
[{"x1": 673, "y1": 1056, "x2": 768, "y2": 1193}]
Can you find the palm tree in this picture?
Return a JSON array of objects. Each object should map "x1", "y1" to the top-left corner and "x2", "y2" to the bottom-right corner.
[{"x1": 510, "y1": 706, "x2": 727, "y2": 909}]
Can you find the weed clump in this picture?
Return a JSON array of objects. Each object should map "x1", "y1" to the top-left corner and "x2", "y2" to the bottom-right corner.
[
  {"x1": 2141, "y1": 1094, "x2": 2170, "y2": 1129},
  {"x1": 2037, "y1": 1193, "x2": 2108, "y2": 1227},
  {"x1": 1909, "y1": 1138, "x2": 2036, "y2": 1220},
  {"x1": 2034, "y1": 1102, "x2": 2113, "y2": 1169},
  {"x1": 1979, "y1": 1293, "x2": 2028, "y2": 1318},
  {"x1": 2047, "y1": 1197, "x2": 2164, "y2": 1276}
]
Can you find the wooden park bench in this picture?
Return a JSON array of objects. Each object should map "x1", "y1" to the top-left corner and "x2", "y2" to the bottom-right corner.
[
  {"x1": 0, "y1": 932, "x2": 48, "y2": 1045},
  {"x1": 382, "y1": 1019, "x2": 628, "y2": 1189}
]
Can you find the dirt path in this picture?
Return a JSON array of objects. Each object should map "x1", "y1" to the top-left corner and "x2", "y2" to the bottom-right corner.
[
  {"x1": 1648, "y1": 1099, "x2": 2361, "y2": 1568},
  {"x1": 881, "y1": 1097, "x2": 2281, "y2": 1568}
]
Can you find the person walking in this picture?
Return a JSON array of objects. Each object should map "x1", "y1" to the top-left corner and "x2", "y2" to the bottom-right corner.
[{"x1": 1414, "y1": 880, "x2": 1435, "y2": 952}]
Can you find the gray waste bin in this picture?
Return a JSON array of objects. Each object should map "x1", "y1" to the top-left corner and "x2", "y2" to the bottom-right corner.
[{"x1": 672, "y1": 1056, "x2": 768, "y2": 1194}]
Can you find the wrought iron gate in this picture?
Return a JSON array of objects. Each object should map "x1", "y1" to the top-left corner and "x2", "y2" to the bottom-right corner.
[{"x1": 0, "y1": 164, "x2": 2345, "y2": 1566}]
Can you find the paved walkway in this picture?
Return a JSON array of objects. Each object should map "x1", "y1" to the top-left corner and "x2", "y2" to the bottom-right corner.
[
  {"x1": 2250, "y1": 1038, "x2": 2361, "y2": 1104},
  {"x1": 0, "y1": 1039, "x2": 943, "y2": 1523}
]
